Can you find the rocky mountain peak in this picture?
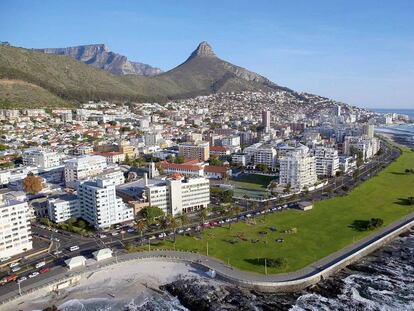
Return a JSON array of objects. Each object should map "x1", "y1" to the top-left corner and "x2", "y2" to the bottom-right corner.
[{"x1": 188, "y1": 41, "x2": 216, "y2": 60}]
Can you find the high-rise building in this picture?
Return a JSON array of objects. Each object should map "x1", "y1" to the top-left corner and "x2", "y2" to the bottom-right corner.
[
  {"x1": 23, "y1": 148, "x2": 61, "y2": 169},
  {"x1": 64, "y1": 155, "x2": 107, "y2": 188},
  {"x1": 244, "y1": 143, "x2": 277, "y2": 169},
  {"x1": 262, "y1": 110, "x2": 271, "y2": 132},
  {"x1": 362, "y1": 124, "x2": 375, "y2": 138},
  {"x1": 178, "y1": 141, "x2": 210, "y2": 161},
  {"x1": 77, "y1": 177, "x2": 134, "y2": 229},
  {"x1": 313, "y1": 146, "x2": 340, "y2": 177},
  {"x1": 279, "y1": 145, "x2": 317, "y2": 192},
  {"x1": 335, "y1": 105, "x2": 341, "y2": 117},
  {"x1": 0, "y1": 195, "x2": 32, "y2": 257},
  {"x1": 145, "y1": 176, "x2": 210, "y2": 217}
]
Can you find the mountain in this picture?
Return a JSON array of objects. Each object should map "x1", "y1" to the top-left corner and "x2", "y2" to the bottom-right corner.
[
  {"x1": 34, "y1": 44, "x2": 163, "y2": 76},
  {"x1": 0, "y1": 41, "x2": 292, "y2": 107}
]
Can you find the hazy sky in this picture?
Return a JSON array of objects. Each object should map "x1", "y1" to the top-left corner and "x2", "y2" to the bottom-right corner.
[{"x1": 1, "y1": 0, "x2": 413, "y2": 109}]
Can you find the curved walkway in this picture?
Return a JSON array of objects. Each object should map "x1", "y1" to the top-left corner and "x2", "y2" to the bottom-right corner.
[{"x1": 1, "y1": 210, "x2": 414, "y2": 306}]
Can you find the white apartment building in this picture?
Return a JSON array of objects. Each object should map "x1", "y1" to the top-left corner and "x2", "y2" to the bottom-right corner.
[
  {"x1": 48, "y1": 195, "x2": 80, "y2": 223},
  {"x1": 244, "y1": 143, "x2": 277, "y2": 169},
  {"x1": 279, "y1": 145, "x2": 318, "y2": 192},
  {"x1": 77, "y1": 178, "x2": 134, "y2": 229},
  {"x1": 145, "y1": 177, "x2": 210, "y2": 217},
  {"x1": 64, "y1": 155, "x2": 107, "y2": 188},
  {"x1": 343, "y1": 136, "x2": 380, "y2": 161},
  {"x1": 231, "y1": 153, "x2": 249, "y2": 166},
  {"x1": 23, "y1": 148, "x2": 61, "y2": 169},
  {"x1": 313, "y1": 146, "x2": 340, "y2": 177},
  {"x1": 0, "y1": 195, "x2": 32, "y2": 258}
]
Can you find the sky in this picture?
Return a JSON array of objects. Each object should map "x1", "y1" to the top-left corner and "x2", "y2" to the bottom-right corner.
[{"x1": 1, "y1": 0, "x2": 413, "y2": 109}]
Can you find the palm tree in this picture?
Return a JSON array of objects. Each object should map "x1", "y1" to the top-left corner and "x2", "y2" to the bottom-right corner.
[
  {"x1": 263, "y1": 200, "x2": 271, "y2": 220},
  {"x1": 225, "y1": 208, "x2": 236, "y2": 229},
  {"x1": 199, "y1": 208, "x2": 208, "y2": 224},
  {"x1": 136, "y1": 219, "x2": 147, "y2": 237}
]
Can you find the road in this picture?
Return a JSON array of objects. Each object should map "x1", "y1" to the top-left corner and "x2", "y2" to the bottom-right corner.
[
  {"x1": 1, "y1": 209, "x2": 414, "y2": 305},
  {"x1": 0, "y1": 141, "x2": 401, "y2": 301}
]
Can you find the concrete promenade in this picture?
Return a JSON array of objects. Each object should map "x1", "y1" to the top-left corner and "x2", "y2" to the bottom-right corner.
[{"x1": 1, "y1": 210, "x2": 414, "y2": 306}]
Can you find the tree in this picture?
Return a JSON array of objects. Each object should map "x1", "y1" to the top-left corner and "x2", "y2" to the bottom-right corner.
[
  {"x1": 174, "y1": 156, "x2": 185, "y2": 164},
  {"x1": 256, "y1": 163, "x2": 269, "y2": 174},
  {"x1": 23, "y1": 173, "x2": 43, "y2": 194},
  {"x1": 199, "y1": 208, "x2": 208, "y2": 223},
  {"x1": 141, "y1": 206, "x2": 164, "y2": 223},
  {"x1": 168, "y1": 215, "x2": 181, "y2": 242},
  {"x1": 179, "y1": 213, "x2": 189, "y2": 228},
  {"x1": 209, "y1": 155, "x2": 223, "y2": 166},
  {"x1": 136, "y1": 219, "x2": 147, "y2": 237},
  {"x1": 225, "y1": 207, "x2": 236, "y2": 229},
  {"x1": 158, "y1": 216, "x2": 169, "y2": 235}
]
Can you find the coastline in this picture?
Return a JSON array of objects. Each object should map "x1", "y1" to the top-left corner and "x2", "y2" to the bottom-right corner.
[{"x1": 3, "y1": 260, "x2": 210, "y2": 311}]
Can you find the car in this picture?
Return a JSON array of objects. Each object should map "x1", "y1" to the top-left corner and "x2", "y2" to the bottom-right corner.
[
  {"x1": 149, "y1": 235, "x2": 156, "y2": 240},
  {"x1": 69, "y1": 245, "x2": 80, "y2": 252},
  {"x1": 158, "y1": 233, "x2": 166, "y2": 238},
  {"x1": 111, "y1": 232, "x2": 119, "y2": 236},
  {"x1": 185, "y1": 227, "x2": 192, "y2": 232},
  {"x1": 35, "y1": 261, "x2": 46, "y2": 269},
  {"x1": 11, "y1": 267, "x2": 21, "y2": 272},
  {"x1": 0, "y1": 257, "x2": 11, "y2": 263},
  {"x1": 16, "y1": 277, "x2": 27, "y2": 284},
  {"x1": 9, "y1": 262, "x2": 20, "y2": 268},
  {"x1": 39, "y1": 267, "x2": 50, "y2": 274},
  {"x1": 127, "y1": 228, "x2": 135, "y2": 233},
  {"x1": 28, "y1": 272, "x2": 39, "y2": 278},
  {"x1": 246, "y1": 214, "x2": 251, "y2": 218},
  {"x1": 99, "y1": 234, "x2": 107, "y2": 238},
  {"x1": 53, "y1": 250, "x2": 63, "y2": 256},
  {"x1": 177, "y1": 229, "x2": 184, "y2": 234}
]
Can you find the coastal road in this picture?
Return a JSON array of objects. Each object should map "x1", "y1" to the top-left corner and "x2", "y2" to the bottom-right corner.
[{"x1": 1, "y1": 210, "x2": 414, "y2": 305}]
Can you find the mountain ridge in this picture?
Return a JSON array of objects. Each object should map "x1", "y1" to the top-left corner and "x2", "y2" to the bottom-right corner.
[
  {"x1": 0, "y1": 41, "x2": 301, "y2": 107},
  {"x1": 34, "y1": 44, "x2": 163, "y2": 76}
]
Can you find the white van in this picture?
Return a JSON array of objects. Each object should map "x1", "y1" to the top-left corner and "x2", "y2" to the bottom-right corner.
[{"x1": 69, "y1": 245, "x2": 80, "y2": 252}]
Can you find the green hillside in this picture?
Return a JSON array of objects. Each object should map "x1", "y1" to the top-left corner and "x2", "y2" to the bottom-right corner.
[
  {"x1": 0, "y1": 79, "x2": 74, "y2": 108},
  {"x1": 0, "y1": 42, "x2": 286, "y2": 108}
]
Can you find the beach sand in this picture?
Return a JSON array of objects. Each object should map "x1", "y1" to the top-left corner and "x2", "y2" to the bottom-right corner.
[{"x1": 3, "y1": 260, "x2": 209, "y2": 311}]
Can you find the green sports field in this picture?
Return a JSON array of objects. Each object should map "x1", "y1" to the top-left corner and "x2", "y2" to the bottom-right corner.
[{"x1": 147, "y1": 148, "x2": 414, "y2": 274}]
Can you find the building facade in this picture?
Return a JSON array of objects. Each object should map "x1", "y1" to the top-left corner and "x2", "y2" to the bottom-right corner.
[
  {"x1": 0, "y1": 195, "x2": 32, "y2": 258},
  {"x1": 64, "y1": 155, "x2": 107, "y2": 188},
  {"x1": 178, "y1": 141, "x2": 210, "y2": 161}
]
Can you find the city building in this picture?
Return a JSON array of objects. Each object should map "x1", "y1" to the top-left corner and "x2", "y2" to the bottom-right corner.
[
  {"x1": 313, "y1": 146, "x2": 340, "y2": 177},
  {"x1": 48, "y1": 194, "x2": 80, "y2": 223},
  {"x1": 64, "y1": 155, "x2": 107, "y2": 188},
  {"x1": 209, "y1": 146, "x2": 231, "y2": 158},
  {"x1": 23, "y1": 148, "x2": 61, "y2": 169},
  {"x1": 145, "y1": 176, "x2": 210, "y2": 216},
  {"x1": 362, "y1": 124, "x2": 375, "y2": 138},
  {"x1": 279, "y1": 145, "x2": 318, "y2": 192},
  {"x1": 244, "y1": 143, "x2": 277, "y2": 169},
  {"x1": 77, "y1": 177, "x2": 134, "y2": 229},
  {"x1": 262, "y1": 110, "x2": 271, "y2": 133},
  {"x1": 178, "y1": 141, "x2": 210, "y2": 161},
  {"x1": 343, "y1": 136, "x2": 380, "y2": 161},
  {"x1": 0, "y1": 194, "x2": 32, "y2": 258}
]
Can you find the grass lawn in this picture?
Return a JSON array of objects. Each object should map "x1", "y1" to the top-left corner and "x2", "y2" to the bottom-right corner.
[
  {"x1": 146, "y1": 148, "x2": 414, "y2": 274},
  {"x1": 230, "y1": 173, "x2": 275, "y2": 199}
]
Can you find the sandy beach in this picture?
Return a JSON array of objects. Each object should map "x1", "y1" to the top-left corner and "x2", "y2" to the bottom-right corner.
[{"x1": 2, "y1": 260, "x2": 210, "y2": 311}]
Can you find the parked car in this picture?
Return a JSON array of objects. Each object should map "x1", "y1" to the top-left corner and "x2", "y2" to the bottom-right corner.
[
  {"x1": 39, "y1": 267, "x2": 50, "y2": 274},
  {"x1": 9, "y1": 262, "x2": 20, "y2": 268},
  {"x1": 0, "y1": 257, "x2": 11, "y2": 263},
  {"x1": 53, "y1": 250, "x2": 62, "y2": 256},
  {"x1": 99, "y1": 234, "x2": 107, "y2": 238},
  {"x1": 11, "y1": 266, "x2": 21, "y2": 272},
  {"x1": 35, "y1": 261, "x2": 45, "y2": 269}
]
